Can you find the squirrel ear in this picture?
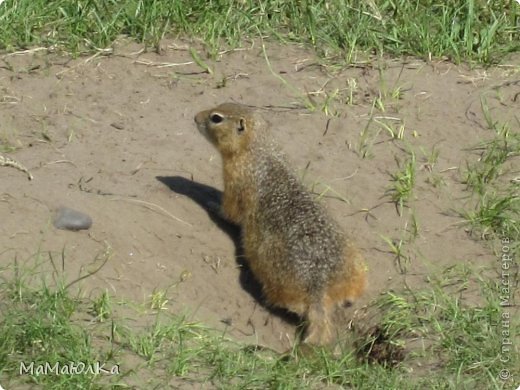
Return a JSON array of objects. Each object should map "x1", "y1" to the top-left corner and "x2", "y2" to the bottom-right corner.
[{"x1": 237, "y1": 118, "x2": 246, "y2": 133}]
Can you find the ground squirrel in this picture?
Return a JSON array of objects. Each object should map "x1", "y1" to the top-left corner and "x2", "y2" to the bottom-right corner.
[{"x1": 194, "y1": 103, "x2": 366, "y2": 346}]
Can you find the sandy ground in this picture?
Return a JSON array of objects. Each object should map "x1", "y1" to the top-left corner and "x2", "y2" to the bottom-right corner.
[{"x1": 1, "y1": 39, "x2": 518, "y2": 352}]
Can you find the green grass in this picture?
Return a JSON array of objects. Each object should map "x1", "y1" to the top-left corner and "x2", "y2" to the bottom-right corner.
[
  {"x1": 0, "y1": 256, "x2": 127, "y2": 389},
  {"x1": 0, "y1": 0, "x2": 519, "y2": 63},
  {"x1": 376, "y1": 266, "x2": 519, "y2": 388},
  {"x1": 1, "y1": 258, "x2": 517, "y2": 389},
  {"x1": 387, "y1": 151, "x2": 417, "y2": 214},
  {"x1": 462, "y1": 105, "x2": 520, "y2": 245}
]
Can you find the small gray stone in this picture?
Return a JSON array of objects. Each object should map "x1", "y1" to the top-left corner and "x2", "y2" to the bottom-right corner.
[{"x1": 53, "y1": 207, "x2": 93, "y2": 231}]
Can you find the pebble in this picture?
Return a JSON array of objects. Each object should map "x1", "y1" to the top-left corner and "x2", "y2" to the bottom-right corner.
[{"x1": 53, "y1": 207, "x2": 93, "y2": 231}]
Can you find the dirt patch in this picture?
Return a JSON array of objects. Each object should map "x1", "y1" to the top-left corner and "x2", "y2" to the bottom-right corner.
[
  {"x1": 356, "y1": 325, "x2": 406, "y2": 367},
  {"x1": 1, "y1": 40, "x2": 518, "y2": 352}
]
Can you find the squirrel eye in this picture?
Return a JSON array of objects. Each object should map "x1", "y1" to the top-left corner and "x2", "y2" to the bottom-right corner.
[{"x1": 210, "y1": 113, "x2": 224, "y2": 124}]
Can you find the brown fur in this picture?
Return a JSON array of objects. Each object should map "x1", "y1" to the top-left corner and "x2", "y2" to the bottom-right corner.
[{"x1": 194, "y1": 103, "x2": 366, "y2": 346}]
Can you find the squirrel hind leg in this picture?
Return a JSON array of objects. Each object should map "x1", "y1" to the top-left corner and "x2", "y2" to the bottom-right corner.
[{"x1": 302, "y1": 302, "x2": 334, "y2": 346}]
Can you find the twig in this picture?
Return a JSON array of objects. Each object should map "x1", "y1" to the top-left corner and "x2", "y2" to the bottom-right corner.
[
  {"x1": 65, "y1": 250, "x2": 111, "y2": 290},
  {"x1": 110, "y1": 197, "x2": 192, "y2": 227},
  {"x1": 3, "y1": 47, "x2": 48, "y2": 57},
  {"x1": 0, "y1": 154, "x2": 33, "y2": 180},
  {"x1": 134, "y1": 59, "x2": 194, "y2": 68}
]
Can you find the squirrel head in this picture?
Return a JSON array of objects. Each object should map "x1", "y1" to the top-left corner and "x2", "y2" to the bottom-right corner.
[{"x1": 195, "y1": 103, "x2": 268, "y2": 157}]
